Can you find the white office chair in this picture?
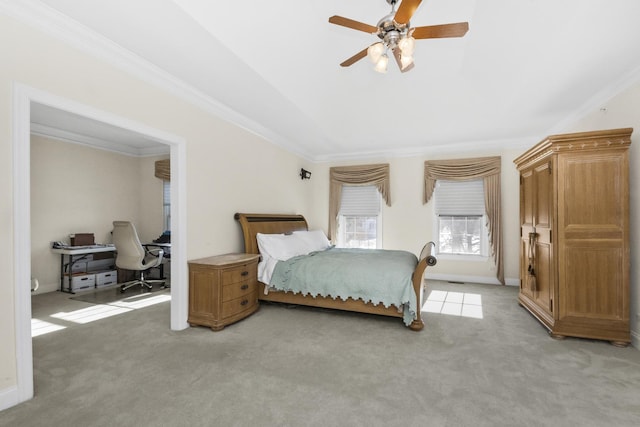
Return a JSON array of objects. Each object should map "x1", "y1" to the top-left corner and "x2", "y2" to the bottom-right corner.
[{"x1": 112, "y1": 221, "x2": 165, "y2": 293}]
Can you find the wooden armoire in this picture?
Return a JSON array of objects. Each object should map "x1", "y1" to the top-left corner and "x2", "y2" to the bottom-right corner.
[{"x1": 514, "y1": 128, "x2": 632, "y2": 346}]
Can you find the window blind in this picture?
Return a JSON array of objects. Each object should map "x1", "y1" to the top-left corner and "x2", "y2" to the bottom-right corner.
[
  {"x1": 339, "y1": 185, "x2": 380, "y2": 216},
  {"x1": 163, "y1": 180, "x2": 171, "y2": 231},
  {"x1": 163, "y1": 180, "x2": 170, "y2": 206},
  {"x1": 435, "y1": 180, "x2": 485, "y2": 216}
]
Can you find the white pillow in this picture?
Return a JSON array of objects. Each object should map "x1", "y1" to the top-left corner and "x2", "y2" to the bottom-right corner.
[
  {"x1": 257, "y1": 253, "x2": 279, "y2": 285},
  {"x1": 292, "y1": 230, "x2": 331, "y2": 253},
  {"x1": 256, "y1": 230, "x2": 330, "y2": 261},
  {"x1": 256, "y1": 233, "x2": 307, "y2": 261}
]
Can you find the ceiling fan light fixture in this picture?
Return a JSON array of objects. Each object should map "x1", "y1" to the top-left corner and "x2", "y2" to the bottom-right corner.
[
  {"x1": 367, "y1": 42, "x2": 385, "y2": 64},
  {"x1": 329, "y1": 0, "x2": 469, "y2": 73},
  {"x1": 374, "y1": 53, "x2": 389, "y2": 73},
  {"x1": 398, "y1": 35, "x2": 416, "y2": 56}
]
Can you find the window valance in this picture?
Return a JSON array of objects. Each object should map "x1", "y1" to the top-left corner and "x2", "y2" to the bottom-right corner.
[
  {"x1": 423, "y1": 156, "x2": 500, "y2": 203},
  {"x1": 154, "y1": 159, "x2": 170, "y2": 181}
]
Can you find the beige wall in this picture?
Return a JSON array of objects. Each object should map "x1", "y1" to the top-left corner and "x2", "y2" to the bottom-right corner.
[
  {"x1": 30, "y1": 135, "x2": 167, "y2": 294},
  {"x1": 564, "y1": 80, "x2": 640, "y2": 346},
  {"x1": 1, "y1": 14, "x2": 310, "y2": 401},
  {"x1": 310, "y1": 151, "x2": 524, "y2": 285}
]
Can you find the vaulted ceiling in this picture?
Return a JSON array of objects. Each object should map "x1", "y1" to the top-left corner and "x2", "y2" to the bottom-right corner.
[{"x1": 22, "y1": 0, "x2": 640, "y2": 161}]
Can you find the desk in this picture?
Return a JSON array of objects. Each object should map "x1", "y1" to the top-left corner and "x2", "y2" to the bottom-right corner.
[
  {"x1": 51, "y1": 245, "x2": 116, "y2": 293},
  {"x1": 144, "y1": 242, "x2": 171, "y2": 252},
  {"x1": 143, "y1": 243, "x2": 171, "y2": 280}
]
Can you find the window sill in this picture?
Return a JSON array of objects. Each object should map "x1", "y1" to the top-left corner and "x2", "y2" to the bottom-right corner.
[{"x1": 435, "y1": 254, "x2": 490, "y2": 262}]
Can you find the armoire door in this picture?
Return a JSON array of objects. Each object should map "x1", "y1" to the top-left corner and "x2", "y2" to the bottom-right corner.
[
  {"x1": 519, "y1": 169, "x2": 535, "y2": 299},
  {"x1": 519, "y1": 160, "x2": 554, "y2": 321},
  {"x1": 556, "y1": 151, "x2": 629, "y2": 331}
]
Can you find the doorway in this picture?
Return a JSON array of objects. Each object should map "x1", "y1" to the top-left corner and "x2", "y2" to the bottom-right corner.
[{"x1": 12, "y1": 83, "x2": 188, "y2": 405}]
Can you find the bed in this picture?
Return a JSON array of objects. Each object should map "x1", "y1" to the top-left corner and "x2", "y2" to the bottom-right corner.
[{"x1": 234, "y1": 213, "x2": 437, "y2": 331}]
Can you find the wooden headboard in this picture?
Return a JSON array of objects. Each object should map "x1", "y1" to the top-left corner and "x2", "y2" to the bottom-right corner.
[{"x1": 234, "y1": 213, "x2": 309, "y2": 254}]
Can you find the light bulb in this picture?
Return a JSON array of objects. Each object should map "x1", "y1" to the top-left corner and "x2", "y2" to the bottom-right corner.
[
  {"x1": 398, "y1": 36, "x2": 416, "y2": 56},
  {"x1": 374, "y1": 53, "x2": 389, "y2": 73},
  {"x1": 367, "y1": 42, "x2": 385, "y2": 64},
  {"x1": 400, "y1": 54, "x2": 414, "y2": 70}
]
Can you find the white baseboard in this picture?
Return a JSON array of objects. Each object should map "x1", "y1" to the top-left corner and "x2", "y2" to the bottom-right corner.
[
  {"x1": 426, "y1": 273, "x2": 519, "y2": 286},
  {"x1": 504, "y1": 277, "x2": 520, "y2": 287},
  {"x1": 31, "y1": 281, "x2": 59, "y2": 295},
  {"x1": 0, "y1": 385, "x2": 19, "y2": 412}
]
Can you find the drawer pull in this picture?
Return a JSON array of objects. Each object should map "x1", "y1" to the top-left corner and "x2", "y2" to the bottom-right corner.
[
  {"x1": 240, "y1": 299, "x2": 248, "y2": 306},
  {"x1": 241, "y1": 271, "x2": 249, "y2": 277},
  {"x1": 241, "y1": 284, "x2": 249, "y2": 290}
]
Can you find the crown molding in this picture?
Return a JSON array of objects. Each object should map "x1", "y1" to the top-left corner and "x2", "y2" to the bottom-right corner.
[
  {"x1": 0, "y1": 0, "x2": 528, "y2": 164},
  {"x1": 547, "y1": 62, "x2": 640, "y2": 135},
  {"x1": 0, "y1": 0, "x2": 313, "y2": 160},
  {"x1": 6, "y1": 1, "x2": 628, "y2": 164},
  {"x1": 30, "y1": 123, "x2": 170, "y2": 157},
  {"x1": 313, "y1": 136, "x2": 537, "y2": 163}
]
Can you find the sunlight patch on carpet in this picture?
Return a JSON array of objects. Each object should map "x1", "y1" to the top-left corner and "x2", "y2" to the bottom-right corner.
[
  {"x1": 111, "y1": 293, "x2": 171, "y2": 309},
  {"x1": 51, "y1": 304, "x2": 132, "y2": 324},
  {"x1": 31, "y1": 318, "x2": 66, "y2": 337},
  {"x1": 33, "y1": 291, "x2": 171, "y2": 337},
  {"x1": 422, "y1": 290, "x2": 483, "y2": 319}
]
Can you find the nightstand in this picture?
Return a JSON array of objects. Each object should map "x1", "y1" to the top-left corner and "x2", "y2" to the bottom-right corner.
[{"x1": 188, "y1": 253, "x2": 260, "y2": 331}]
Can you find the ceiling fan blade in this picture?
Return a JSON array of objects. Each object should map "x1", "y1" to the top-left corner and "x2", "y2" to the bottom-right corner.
[
  {"x1": 392, "y1": 47, "x2": 414, "y2": 73},
  {"x1": 340, "y1": 47, "x2": 369, "y2": 67},
  {"x1": 394, "y1": 0, "x2": 423, "y2": 25},
  {"x1": 329, "y1": 16, "x2": 378, "y2": 34},
  {"x1": 412, "y1": 22, "x2": 469, "y2": 39}
]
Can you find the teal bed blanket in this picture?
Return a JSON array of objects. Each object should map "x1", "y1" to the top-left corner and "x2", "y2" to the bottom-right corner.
[{"x1": 269, "y1": 247, "x2": 419, "y2": 326}]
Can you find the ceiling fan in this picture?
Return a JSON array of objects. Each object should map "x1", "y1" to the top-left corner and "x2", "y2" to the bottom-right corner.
[{"x1": 328, "y1": 0, "x2": 469, "y2": 73}]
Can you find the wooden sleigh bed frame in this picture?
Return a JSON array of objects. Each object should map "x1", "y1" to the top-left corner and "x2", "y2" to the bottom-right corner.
[{"x1": 234, "y1": 213, "x2": 437, "y2": 331}]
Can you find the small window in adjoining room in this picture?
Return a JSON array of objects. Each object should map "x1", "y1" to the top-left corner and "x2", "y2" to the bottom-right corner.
[
  {"x1": 434, "y1": 179, "x2": 488, "y2": 257},
  {"x1": 336, "y1": 185, "x2": 382, "y2": 249},
  {"x1": 163, "y1": 180, "x2": 171, "y2": 231}
]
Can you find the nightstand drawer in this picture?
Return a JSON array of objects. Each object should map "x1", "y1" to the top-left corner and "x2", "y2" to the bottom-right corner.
[
  {"x1": 222, "y1": 294, "x2": 257, "y2": 318},
  {"x1": 222, "y1": 265, "x2": 256, "y2": 284},
  {"x1": 222, "y1": 280, "x2": 256, "y2": 302}
]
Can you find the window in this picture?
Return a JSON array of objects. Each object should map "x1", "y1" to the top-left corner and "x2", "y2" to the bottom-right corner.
[
  {"x1": 336, "y1": 185, "x2": 381, "y2": 249},
  {"x1": 163, "y1": 180, "x2": 171, "y2": 231},
  {"x1": 434, "y1": 180, "x2": 488, "y2": 256}
]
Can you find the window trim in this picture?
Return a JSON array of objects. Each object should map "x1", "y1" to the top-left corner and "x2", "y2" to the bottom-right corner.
[
  {"x1": 336, "y1": 185, "x2": 383, "y2": 249},
  {"x1": 337, "y1": 212, "x2": 383, "y2": 249},
  {"x1": 433, "y1": 214, "x2": 490, "y2": 260},
  {"x1": 433, "y1": 179, "x2": 489, "y2": 258}
]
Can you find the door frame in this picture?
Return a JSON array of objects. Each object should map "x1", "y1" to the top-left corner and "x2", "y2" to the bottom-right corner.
[{"x1": 11, "y1": 82, "x2": 189, "y2": 406}]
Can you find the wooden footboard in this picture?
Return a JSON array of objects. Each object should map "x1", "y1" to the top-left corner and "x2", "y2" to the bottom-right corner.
[
  {"x1": 234, "y1": 213, "x2": 437, "y2": 330},
  {"x1": 410, "y1": 241, "x2": 438, "y2": 330}
]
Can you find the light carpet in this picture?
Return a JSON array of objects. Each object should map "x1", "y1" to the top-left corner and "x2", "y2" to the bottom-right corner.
[
  {"x1": 70, "y1": 283, "x2": 169, "y2": 305},
  {"x1": 3, "y1": 281, "x2": 640, "y2": 427}
]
